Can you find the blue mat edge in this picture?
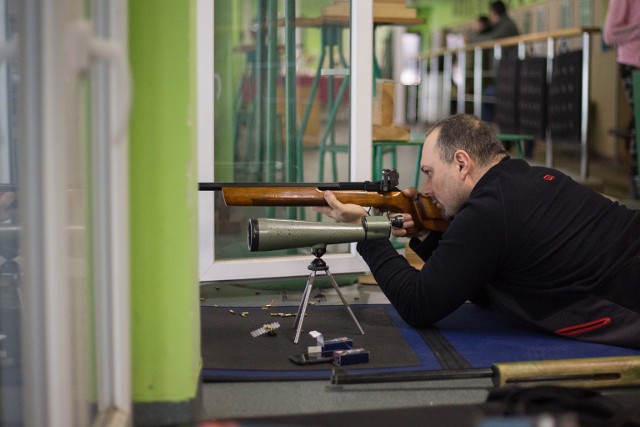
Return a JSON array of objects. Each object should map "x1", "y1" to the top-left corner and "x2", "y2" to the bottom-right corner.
[{"x1": 201, "y1": 303, "x2": 640, "y2": 381}]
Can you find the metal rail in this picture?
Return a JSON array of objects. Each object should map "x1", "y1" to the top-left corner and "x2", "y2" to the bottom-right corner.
[{"x1": 418, "y1": 27, "x2": 601, "y2": 181}]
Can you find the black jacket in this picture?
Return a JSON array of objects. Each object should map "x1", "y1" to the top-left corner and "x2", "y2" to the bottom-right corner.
[{"x1": 358, "y1": 158, "x2": 640, "y2": 348}]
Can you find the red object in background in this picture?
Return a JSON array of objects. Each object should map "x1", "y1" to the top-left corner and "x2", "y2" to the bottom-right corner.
[
  {"x1": 239, "y1": 74, "x2": 350, "y2": 107},
  {"x1": 316, "y1": 75, "x2": 350, "y2": 106}
]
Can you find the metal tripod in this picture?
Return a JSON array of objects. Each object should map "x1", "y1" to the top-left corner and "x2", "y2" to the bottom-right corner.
[{"x1": 293, "y1": 244, "x2": 364, "y2": 344}]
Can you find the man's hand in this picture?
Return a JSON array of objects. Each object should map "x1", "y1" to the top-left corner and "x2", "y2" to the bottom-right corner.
[
  {"x1": 312, "y1": 190, "x2": 368, "y2": 224},
  {"x1": 314, "y1": 188, "x2": 431, "y2": 241},
  {"x1": 388, "y1": 187, "x2": 430, "y2": 241}
]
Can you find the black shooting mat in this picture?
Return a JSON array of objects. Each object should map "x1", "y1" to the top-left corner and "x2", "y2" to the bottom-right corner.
[
  {"x1": 201, "y1": 304, "x2": 426, "y2": 381},
  {"x1": 201, "y1": 303, "x2": 640, "y2": 382}
]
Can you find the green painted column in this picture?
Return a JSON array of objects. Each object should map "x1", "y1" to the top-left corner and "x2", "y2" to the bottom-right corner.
[{"x1": 128, "y1": 0, "x2": 200, "y2": 423}]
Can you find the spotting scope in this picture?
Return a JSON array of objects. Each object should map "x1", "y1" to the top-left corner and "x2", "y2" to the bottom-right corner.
[{"x1": 248, "y1": 216, "x2": 395, "y2": 252}]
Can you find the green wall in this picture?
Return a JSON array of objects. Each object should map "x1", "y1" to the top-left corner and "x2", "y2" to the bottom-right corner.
[
  {"x1": 411, "y1": 0, "x2": 551, "y2": 48},
  {"x1": 129, "y1": 0, "x2": 200, "y2": 407},
  {"x1": 414, "y1": 0, "x2": 550, "y2": 30}
]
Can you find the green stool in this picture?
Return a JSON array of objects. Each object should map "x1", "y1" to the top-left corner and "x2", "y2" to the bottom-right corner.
[{"x1": 372, "y1": 134, "x2": 425, "y2": 188}]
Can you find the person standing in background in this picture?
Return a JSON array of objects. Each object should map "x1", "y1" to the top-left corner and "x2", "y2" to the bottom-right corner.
[
  {"x1": 472, "y1": 1, "x2": 519, "y2": 44},
  {"x1": 469, "y1": 1, "x2": 520, "y2": 141},
  {"x1": 469, "y1": 15, "x2": 493, "y2": 43},
  {"x1": 604, "y1": 0, "x2": 640, "y2": 200}
]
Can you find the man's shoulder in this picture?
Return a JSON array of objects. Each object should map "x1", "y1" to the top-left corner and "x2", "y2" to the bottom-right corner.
[
  {"x1": 479, "y1": 158, "x2": 574, "y2": 196},
  {"x1": 491, "y1": 158, "x2": 572, "y2": 184}
]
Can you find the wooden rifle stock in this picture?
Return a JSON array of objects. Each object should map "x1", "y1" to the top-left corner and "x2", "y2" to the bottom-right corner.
[{"x1": 219, "y1": 186, "x2": 448, "y2": 233}]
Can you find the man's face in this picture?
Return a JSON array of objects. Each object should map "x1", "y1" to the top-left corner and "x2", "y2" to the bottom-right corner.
[
  {"x1": 488, "y1": 10, "x2": 499, "y2": 25},
  {"x1": 420, "y1": 130, "x2": 469, "y2": 219}
]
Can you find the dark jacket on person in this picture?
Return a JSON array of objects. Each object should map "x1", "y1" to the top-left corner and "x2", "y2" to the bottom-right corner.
[
  {"x1": 471, "y1": 15, "x2": 520, "y2": 63},
  {"x1": 357, "y1": 157, "x2": 640, "y2": 349},
  {"x1": 472, "y1": 15, "x2": 520, "y2": 42}
]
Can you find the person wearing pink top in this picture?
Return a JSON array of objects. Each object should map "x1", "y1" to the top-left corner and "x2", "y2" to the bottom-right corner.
[{"x1": 604, "y1": 0, "x2": 640, "y2": 199}]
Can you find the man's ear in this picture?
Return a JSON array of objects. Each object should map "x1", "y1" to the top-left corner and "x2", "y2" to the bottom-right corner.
[{"x1": 453, "y1": 150, "x2": 472, "y2": 178}]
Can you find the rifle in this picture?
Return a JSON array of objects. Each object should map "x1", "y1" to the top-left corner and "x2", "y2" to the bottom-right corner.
[
  {"x1": 331, "y1": 355, "x2": 640, "y2": 389},
  {"x1": 199, "y1": 169, "x2": 448, "y2": 234}
]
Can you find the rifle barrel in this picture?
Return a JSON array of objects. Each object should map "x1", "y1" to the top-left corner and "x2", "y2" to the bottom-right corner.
[
  {"x1": 199, "y1": 168, "x2": 400, "y2": 192},
  {"x1": 331, "y1": 356, "x2": 640, "y2": 389},
  {"x1": 200, "y1": 182, "x2": 335, "y2": 191},
  {"x1": 199, "y1": 182, "x2": 393, "y2": 191}
]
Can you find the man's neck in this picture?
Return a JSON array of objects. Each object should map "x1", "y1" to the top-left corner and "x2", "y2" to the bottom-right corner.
[{"x1": 471, "y1": 154, "x2": 508, "y2": 185}]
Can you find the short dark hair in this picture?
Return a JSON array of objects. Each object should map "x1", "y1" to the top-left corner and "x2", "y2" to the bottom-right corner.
[
  {"x1": 426, "y1": 114, "x2": 506, "y2": 167},
  {"x1": 478, "y1": 15, "x2": 490, "y2": 27},
  {"x1": 490, "y1": 1, "x2": 507, "y2": 16}
]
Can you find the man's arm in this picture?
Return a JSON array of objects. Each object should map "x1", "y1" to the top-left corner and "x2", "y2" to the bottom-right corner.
[
  {"x1": 313, "y1": 187, "x2": 509, "y2": 329},
  {"x1": 314, "y1": 189, "x2": 432, "y2": 240},
  {"x1": 409, "y1": 230, "x2": 443, "y2": 262},
  {"x1": 312, "y1": 190, "x2": 368, "y2": 224},
  {"x1": 357, "y1": 196, "x2": 507, "y2": 328}
]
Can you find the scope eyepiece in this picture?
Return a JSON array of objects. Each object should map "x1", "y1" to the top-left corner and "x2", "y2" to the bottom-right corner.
[{"x1": 248, "y1": 218, "x2": 260, "y2": 251}]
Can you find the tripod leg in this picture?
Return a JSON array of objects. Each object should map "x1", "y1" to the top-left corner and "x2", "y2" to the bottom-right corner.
[
  {"x1": 326, "y1": 269, "x2": 364, "y2": 335},
  {"x1": 293, "y1": 271, "x2": 316, "y2": 344}
]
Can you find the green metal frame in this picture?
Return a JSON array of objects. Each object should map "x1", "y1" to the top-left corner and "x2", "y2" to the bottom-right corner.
[
  {"x1": 298, "y1": 24, "x2": 351, "y2": 183},
  {"x1": 372, "y1": 137, "x2": 424, "y2": 188}
]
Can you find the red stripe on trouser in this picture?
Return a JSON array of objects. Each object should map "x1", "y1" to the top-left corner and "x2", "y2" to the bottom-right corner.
[{"x1": 555, "y1": 317, "x2": 612, "y2": 336}]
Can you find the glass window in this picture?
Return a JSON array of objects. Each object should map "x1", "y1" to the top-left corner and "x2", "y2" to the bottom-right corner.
[
  {"x1": 213, "y1": 1, "x2": 353, "y2": 259},
  {"x1": 0, "y1": 1, "x2": 22, "y2": 423},
  {"x1": 199, "y1": 0, "x2": 373, "y2": 282}
]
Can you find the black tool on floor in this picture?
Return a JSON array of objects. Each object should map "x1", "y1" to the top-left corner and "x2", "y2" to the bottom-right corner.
[{"x1": 289, "y1": 352, "x2": 333, "y2": 365}]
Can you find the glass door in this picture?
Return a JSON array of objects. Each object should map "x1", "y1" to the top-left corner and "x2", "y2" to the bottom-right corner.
[{"x1": 199, "y1": 0, "x2": 373, "y2": 281}]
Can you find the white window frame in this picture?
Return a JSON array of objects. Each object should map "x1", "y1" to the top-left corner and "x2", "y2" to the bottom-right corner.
[
  {"x1": 198, "y1": 0, "x2": 373, "y2": 281},
  {"x1": 19, "y1": 0, "x2": 131, "y2": 425}
]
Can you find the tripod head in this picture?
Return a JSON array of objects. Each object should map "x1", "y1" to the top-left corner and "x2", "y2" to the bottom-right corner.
[{"x1": 308, "y1": 244, "x2": 328, "y2": 271}]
